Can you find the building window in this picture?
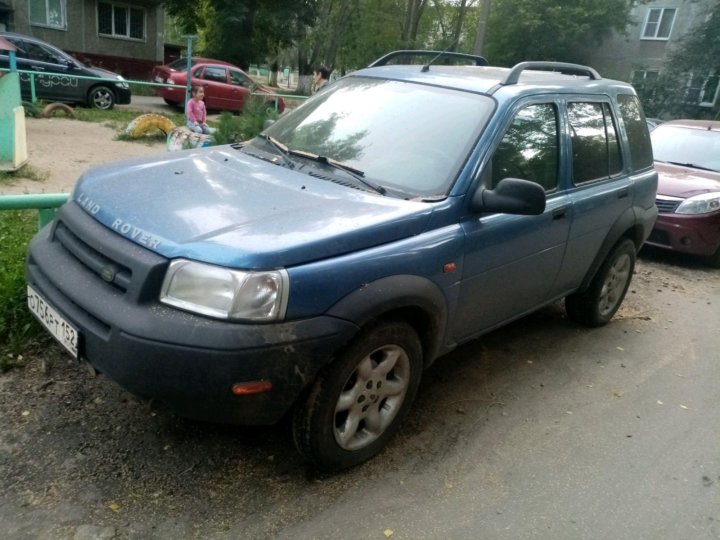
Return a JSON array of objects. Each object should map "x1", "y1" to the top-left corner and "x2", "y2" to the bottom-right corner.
[
  {"x1": 686, "y1": 72, "x2": 720, "y2": 107},
  {"x1": 642, "y1": 8, "x2": 676, "y2": 40},
  {"x1": 98, "y1": 2, "x2": 145, "y2": 40},
  {"x1": 29, "y1": 0, "x2": 66, "y2": 29}
]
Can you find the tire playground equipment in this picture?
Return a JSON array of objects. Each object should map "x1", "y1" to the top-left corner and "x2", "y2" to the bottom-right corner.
[
  {"x1": 166, "y1": 126, "x2": 213, "y2": 152},
  {"x1": 41, "y1": 102, "x2": 75, "y2": 119},
  {"x1": 125, "y1": 113, "x2": 177, "y2": 138}
]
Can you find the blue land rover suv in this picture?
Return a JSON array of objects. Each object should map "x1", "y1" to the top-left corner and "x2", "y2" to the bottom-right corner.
[{"x1": 26, "y1": 51, "x2": 657, "y2": 471}]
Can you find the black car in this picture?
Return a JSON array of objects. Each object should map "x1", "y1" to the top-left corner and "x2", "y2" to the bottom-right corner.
[{"x1": 0, "y1": 32, "x2": 130, "y2": 109}]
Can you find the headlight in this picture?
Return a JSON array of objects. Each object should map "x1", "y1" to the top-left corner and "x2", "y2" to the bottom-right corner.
[
  {"x1": 675, "y1": 192, "x2": 720, "y2": 215},
  {"x1": 160, "y1": 259, "x2": 289, "y2": 321},
  {"x1": 115, "y1": 76, "x2": 129, "y2": 89}
]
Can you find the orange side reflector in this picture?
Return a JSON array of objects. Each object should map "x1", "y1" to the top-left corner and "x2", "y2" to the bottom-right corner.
[
  {"x1": 231, "y1": 381, "x2": 273, "y2": 395},
  {"x1": 443, "y1": 262, "x2": 457, "y2": 273}
]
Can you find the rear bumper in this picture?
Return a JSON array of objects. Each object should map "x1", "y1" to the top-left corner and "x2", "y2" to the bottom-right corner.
[
  {"x1": 645, "y1": 211, "x2": 720, "y2": 256},
  {"x1": 26, "y1": 207, "x2": 359, "y2": 425}
]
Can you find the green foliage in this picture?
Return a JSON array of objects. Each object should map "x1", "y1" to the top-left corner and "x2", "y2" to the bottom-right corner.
[
  {"x1": 483, "y1": 0, "x2": 636, "y2": 66},
  {"x1": 0, "y1": 211, "x2": 47, "y2": 369},
  {"x1": 211, "y1": 98, "x2": 279, "y2": 145},
  {"x1": 163, "y1": 0, "x2": 317, "y2": 69}
]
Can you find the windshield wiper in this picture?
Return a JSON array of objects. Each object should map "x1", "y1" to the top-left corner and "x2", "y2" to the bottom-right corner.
[
  {"x1": 262, "y1": 135, "x2": 296, "y2": 170},
  {"x1": 664, "y1": 160, "x2": 717, "y2": 172},
  {"x1": 288, "y1": 149, "x2": 386, "y2": 195}
]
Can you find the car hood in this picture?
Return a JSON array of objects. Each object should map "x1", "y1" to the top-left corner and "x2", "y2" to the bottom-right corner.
[
  {"x1": 656, "y1": 162, "x2": 720, "y2": 198},
  {"x1": 72, "y1": 147, "x2": 433, "y2": 269}
]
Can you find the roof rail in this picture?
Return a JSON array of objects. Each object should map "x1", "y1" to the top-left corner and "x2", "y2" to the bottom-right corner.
[
  {"x1": 500, "y1": 61, "x2": 602, "y2": 86},
  {"x1": 368, "y1": 50, "x2": 489, "y2": 68}
]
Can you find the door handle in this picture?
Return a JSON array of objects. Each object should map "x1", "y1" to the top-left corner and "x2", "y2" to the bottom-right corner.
[
  {"x1": 552, "y1": 207, "x2": 567, "y2": 220},
  {"x1": 618, "y1": 187, "x2": 629, "y2": 199}
]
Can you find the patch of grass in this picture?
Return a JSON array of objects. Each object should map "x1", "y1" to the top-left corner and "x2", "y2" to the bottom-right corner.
[
  {"x1": 128, "y1": 82, "x2": 157, "y2": 97},
  {"x1": 0, "y1": 211, "x2": 47, "y2": 370},
  {"x1": 0, "y1": 165, "x2": 49, "y2": 184}
]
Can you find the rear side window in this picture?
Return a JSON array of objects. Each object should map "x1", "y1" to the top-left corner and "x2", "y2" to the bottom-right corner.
[
  {"x1": 490, "y1": 103, "x2": 559, "y2": 191},
  {"x1": 568, "y1": 102, "x2": 622, "y2": 184},
  {"x1": 617, "y1": 94, "x2": 654, "y2": 171}
]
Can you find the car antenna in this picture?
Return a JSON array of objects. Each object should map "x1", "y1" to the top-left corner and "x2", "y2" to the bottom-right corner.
[{"x1": 421, "y1": 39, "x2": 460, "y2": 72}]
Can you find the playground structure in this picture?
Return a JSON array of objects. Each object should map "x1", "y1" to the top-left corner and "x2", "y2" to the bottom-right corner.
[{"x1": 0, "y1": 36, "x2": 28, "y2": 171}]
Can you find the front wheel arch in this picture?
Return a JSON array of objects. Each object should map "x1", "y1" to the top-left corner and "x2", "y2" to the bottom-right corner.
[{"x1": 325, "y1": 274, "x2": 449, "y2": 366}]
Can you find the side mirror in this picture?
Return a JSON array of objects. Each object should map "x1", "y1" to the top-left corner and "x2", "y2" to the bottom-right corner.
[{"x1": 471, "y1": 178, "x2": 546, "y2": 215}]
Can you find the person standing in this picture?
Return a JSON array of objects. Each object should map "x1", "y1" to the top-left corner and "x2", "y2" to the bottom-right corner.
[{"x1": 312, "y1": 66, "x2": 330, "y2": 94}]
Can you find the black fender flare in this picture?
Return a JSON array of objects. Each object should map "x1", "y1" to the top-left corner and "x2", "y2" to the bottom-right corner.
[
  {"x1": 578, "y1": 207, "x2": 645, "y2": 292},
  {"x1": 326, "y1": 275, "x2": 449, "y2": 366}
]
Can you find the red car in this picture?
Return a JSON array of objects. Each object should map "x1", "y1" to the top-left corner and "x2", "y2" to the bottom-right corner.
[
  {"x1": 646, "y1": 119, "x2": 720, "y2": 266},
  {"x1": 151, "y1": 57, "x2": 284, "y2": 113}
]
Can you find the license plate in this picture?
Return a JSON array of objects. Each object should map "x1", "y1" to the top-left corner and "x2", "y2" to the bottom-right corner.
[{"x1": 27, "y1": 285, "x2": 78, "y2": 358}]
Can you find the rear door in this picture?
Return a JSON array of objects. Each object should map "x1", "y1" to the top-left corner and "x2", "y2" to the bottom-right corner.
[{"x1": 551, "y1": 98, "x2": 633, "y2": 294}]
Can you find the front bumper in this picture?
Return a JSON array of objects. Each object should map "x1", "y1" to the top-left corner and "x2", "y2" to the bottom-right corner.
[
  {"x1": 645, "y1": 211, "x2": 720, "y2": 256},
  {"x1": 115, "y1": 86, "x2": 132, "y2": 105},
  {"x1": 26, "y1": 202, "x2": 358, "y2": 425}
]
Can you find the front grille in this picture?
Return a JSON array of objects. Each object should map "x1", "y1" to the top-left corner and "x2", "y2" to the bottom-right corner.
[
  {"x1": 49, "y1": 202, "x2": 169, "y2": 304},
  {"x1": 55, "y1": 221, "x2": 132, "y2": 292},
  {"x1": 655, "y1": 197, "x2": 681, "y2": 214}
]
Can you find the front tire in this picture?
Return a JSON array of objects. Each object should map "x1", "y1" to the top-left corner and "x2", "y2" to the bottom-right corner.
[
  {"x1": 566, "y1": 238, "x2": 636, "y2": 327},
  {"x1": 293, "y1": 320, "x2": 423, "y2": 472},
  {"x1": 88, "y1": 86, "x2": 115, "y2": 110}
]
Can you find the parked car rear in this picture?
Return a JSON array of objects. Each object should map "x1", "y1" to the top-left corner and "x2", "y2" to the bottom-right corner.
[
  {"x1": 645, "y1": 119, "x2": 720, "y2": 266},
  {"x1": 0, "y1": 31, "x2": 130, "y2": 110},
  {"x1": 150, "y1": 57, "x2": 284, "y2": 113}
]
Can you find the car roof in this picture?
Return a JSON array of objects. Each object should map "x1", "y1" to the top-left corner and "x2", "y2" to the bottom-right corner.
[
  {"x1": 352, "y1": 59, "x2": 634, "y2": 98},
  {"x1": 658, "y1": 119, "x2": 720, "y2": 133}
]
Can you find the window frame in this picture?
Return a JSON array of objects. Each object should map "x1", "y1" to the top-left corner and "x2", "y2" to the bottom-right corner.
[
  {"x1": 97, "y1": 1, "x2": 146, "y2": 41},
  {"x1": 486, "y1": 101, "x2": 561, "y2": 193},
  {"x1": 29, "y1": 0, "x2": 67, "y2": 30},
  {"x1": 641, "y1": 7, "x2": 677, "y2": 41},
  {"x1": 566, "y1": 100, "x2": 624, "y2": 186}
]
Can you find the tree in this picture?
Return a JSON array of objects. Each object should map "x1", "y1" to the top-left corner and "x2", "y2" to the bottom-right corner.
[
  {"x1": 642, "y1": 4, "x2": 720, "y2": 119},
  {"x1": 162, "y1": 0, "x2": 317, "y2": 69},
  {"x1": 482, "y1": 0, "x2": 637, "y2": 66}
]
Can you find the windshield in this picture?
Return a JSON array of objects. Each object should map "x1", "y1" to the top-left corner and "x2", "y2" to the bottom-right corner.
[
  {"x1": 261, "y1": 76, "x2": 494, "y2": 197},
  {"x1": 651, "y1": 125, "x2": 720, "y2": 172}
]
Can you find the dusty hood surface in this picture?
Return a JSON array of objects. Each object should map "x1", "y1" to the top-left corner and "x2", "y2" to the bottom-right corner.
[
  {"x1": 72, "y1": 146, "x2": 433, "y2": 268},
  {"x1": 655, "y1": 161, "x2": 720, "y2": 199}
]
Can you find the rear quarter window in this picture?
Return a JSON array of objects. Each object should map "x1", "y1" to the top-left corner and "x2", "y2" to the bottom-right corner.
[{"x1": 617, "y1": 94, "x2": 654, "y2": 171}]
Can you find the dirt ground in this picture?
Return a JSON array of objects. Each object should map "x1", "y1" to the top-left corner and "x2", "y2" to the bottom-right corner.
[{"x1": 0, "y1": 117, "x2": 165, "y2": 196}]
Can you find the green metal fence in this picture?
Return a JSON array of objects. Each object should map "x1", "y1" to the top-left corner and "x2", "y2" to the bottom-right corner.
[{"x1": 0, "y1": 193, "x2": 69, "y2": 229}]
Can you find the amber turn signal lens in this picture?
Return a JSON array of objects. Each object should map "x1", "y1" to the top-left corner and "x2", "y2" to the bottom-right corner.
[{"x1": 231, "y1": 381, "x2": 273, "y2": 395}]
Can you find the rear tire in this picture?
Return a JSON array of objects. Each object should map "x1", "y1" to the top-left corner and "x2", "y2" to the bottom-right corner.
[
  {"x1": 292, "y1": 320, "x2": 423, "y2": 472},
  {"x1": 566, "y1": 239, "x2": 636, "y2": 327}
]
